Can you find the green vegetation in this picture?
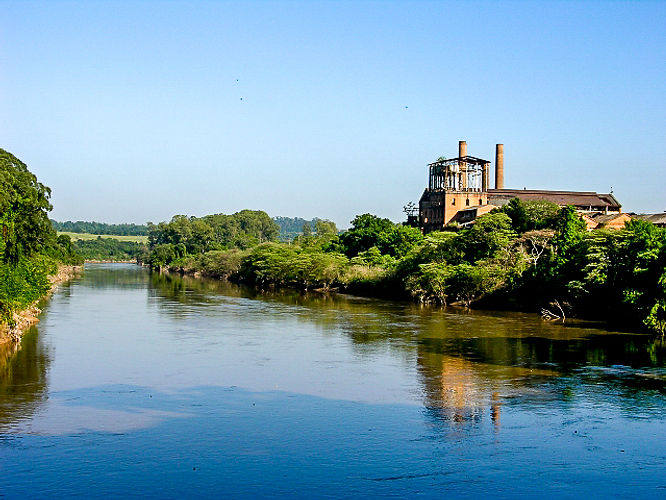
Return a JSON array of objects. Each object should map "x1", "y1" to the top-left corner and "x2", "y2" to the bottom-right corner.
[
  {"x1": 53, "y1": 216, "x2": 338, "y2": 242},
  {"x1": 0, "y1": 148, "x2": 82, "y2": 327},
  {"x1": 145, "y1": 200, "x2": 666, "y2": 335},
  {"x1": 273, "y1": 216, "x2": 338, "y2": 241},
  {"x1": 51, "y1": 220, "x2": 148, "y2": 236},
  {"x1": 57, "y1": 231, "x2": 148, "y2": 243},
  {"x1": 146, "y1": 210, "x2": 280, "y2": 268},
  {"x1": 71, "y1": 237, "x2": 146, "y2": 261}
]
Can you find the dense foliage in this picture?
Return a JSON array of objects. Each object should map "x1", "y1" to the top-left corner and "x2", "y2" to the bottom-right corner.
[
  {"x1": 0, "y1": 149, "x2": 82, "y2": 327},
  {"x1": 72, "y1": 238, "x2": 146, "y2": 261},
  {"x1": 146, "y1": 200, "x2": 666, "y2": 335},
  {"x1": 50, "y1": 220, "x2": 148, "y2": 236},
  {"x1": 145, "y1": 210, "x2": 280, "y2": 268},
  {"x1": 273, "y1": 217, "x2": 338, "y2": 241}
]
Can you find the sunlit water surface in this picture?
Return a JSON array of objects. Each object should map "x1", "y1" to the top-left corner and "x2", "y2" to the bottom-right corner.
[{"x1": 1, "y1": 264, "x2": 665, "y2": 498}]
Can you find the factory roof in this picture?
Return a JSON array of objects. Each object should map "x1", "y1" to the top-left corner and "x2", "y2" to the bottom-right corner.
[
  {"x1": 636, "y1": 213, "x2": 666, "y2": 226},
  {"x1": 488, "y1": 189, "x2": 621, "y2": 210}
]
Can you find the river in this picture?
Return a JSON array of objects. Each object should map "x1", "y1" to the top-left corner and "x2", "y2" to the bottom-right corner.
[{"x1": 1, "y1": 263, "x2": 665, "y2": 498}]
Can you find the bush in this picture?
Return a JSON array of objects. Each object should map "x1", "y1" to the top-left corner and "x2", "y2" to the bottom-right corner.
[
  {"x1": 0, "y1": 257, "x2": 54, "y2": 325},
  {"x1": 72, "y1": 237, "x2": 145, "y2": 261},
  {"x1": 198, "y1": 249, "x2": 247, "y2": 278}
]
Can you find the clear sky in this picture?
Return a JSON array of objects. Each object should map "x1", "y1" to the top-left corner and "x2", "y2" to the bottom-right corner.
[{"x1": 1, "y1": 0, "x2": 664, "y2": 227}]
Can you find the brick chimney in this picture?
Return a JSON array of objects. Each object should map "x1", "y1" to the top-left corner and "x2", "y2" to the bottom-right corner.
[
  {"x1": 458, "y1": 140, "x2": 467, "y2": 158},
  {"x1": 495, "y1": 143, "x2": 504, "y2": 189}
]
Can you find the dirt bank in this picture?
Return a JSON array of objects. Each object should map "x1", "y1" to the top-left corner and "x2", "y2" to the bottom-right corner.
[{"x1": 0, "y1": 265, "x2": 83, "y2": 344}]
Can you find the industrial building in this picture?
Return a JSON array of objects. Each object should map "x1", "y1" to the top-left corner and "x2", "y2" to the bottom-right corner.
[{"x1": 418, "y1": 141, "x2": 622, "y2": 233}]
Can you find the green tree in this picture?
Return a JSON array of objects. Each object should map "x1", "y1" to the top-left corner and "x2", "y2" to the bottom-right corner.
[
  {"x1": 314, "y1": 219, "x2": 337, "y2": 236},
  {"x1": 378, "y1": 224, "x2": 423, "y2": 258},
  {"x1": 501, "y1": 198, "x2": 529, "y2": 233},
  {"x1": 523, "y1": 200, "x2": 560, "y2": 229},
  {"x1": 552, "y1": 205, "x2": 586, "y2": 268},
  {"x1": 149, "y1": 244, "x2": 177, "y2": 268},
  {"x1": 0, "y1": 149, "x2": 56, "y2": 263},
  {"x1": 463, "y1": 212, "x2": 515, "y2": 261},
  {"x1": 235, "y1": 210, "x2": 280, "y2": 243},
  {"x1": 339, "y1": 214, "x2": 422, "y2": 258},
  {"x1": 190, "y1": 218, "x2": 215, "y2": 253},
  {"x1": 339, "y1": 214, "x2": 394, "y2": 257},
  {"x1": 501, "y1": 198, "x2": 560, "y2": 233},
  {"x1": 0, "y1": 148, "x2": 82, "y2": 326}
]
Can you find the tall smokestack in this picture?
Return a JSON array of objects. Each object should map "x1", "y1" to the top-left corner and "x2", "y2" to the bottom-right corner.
[
  {"x1": 458, "y1": 140, "x2": 467, "y2": 158},
  {"x1": 495, "y1": 143, "x2": 504, "y2": 189}
]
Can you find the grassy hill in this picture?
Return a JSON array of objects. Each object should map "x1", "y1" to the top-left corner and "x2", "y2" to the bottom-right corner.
[{"x1": 58, "y1": 232, "x2": 148, "y2": 244}]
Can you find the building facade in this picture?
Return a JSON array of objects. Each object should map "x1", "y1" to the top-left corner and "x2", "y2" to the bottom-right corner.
[
  {"x1": 418, "y1": 141, "x2": 493, "y2": 233},
  {"x1": 418, "y1": 140, "x2": 622, "y2": 233}
]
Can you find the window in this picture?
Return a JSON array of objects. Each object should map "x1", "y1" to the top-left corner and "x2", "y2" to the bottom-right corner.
[
  {"x1": 466, "y1": 199, "x2": 470, "y2": 206},
  {"x1": 452, "y1": 199, "x2": 456, "y2": 205},
  {"x1": 479, "y1": 199, "x2": 483, "y2": 205}
]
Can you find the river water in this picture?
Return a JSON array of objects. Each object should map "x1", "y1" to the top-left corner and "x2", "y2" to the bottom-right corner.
[{"x1": 1, "y1": 263, "x2": 665, "y2": 498}]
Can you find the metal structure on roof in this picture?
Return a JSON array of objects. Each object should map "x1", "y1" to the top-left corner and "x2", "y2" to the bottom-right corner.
[{"x1": 427, "y1": 156, "x2": 490, "y2": 192}]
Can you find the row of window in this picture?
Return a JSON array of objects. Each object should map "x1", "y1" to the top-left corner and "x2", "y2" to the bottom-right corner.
[
  {"x1": 451, "y1": 198, "x2": 484, "y2": 206},
  {"x1": 421, "y1": 197, "x2": 486, "y2": 223}
]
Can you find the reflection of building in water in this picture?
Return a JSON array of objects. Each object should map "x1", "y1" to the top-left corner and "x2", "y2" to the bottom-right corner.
[
  {"x1": 417, "y1": 348, "x2": 559, "y2": 432},
  {"x1": 418, "y1": 352, "x2": 502, "y2": 429}
]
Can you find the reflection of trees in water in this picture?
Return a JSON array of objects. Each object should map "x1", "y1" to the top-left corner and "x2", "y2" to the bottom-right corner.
[
  {"x1": 149, "y1": 270, "x2": 666, "y2": 428},
  {"x1": 415, "y1": 334, "x2": 666, "y2": 430},
  {"x1": 149, "y1": 271, "x2": 250, "y2": 305},
  {"x1": 149, "y1": 269, "x2": 666, "y2": 374},
  {"x1": 81, "y1": 263, "x2": 150, "y2": 290},
  {"x1": 0, "y1": 328, "x2": 51, "y2": 429},
  {"x1": 151, "y1": 271, "x2": 666, "y2": 368}
]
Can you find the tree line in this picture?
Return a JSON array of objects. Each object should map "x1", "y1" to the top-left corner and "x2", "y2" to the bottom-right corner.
[
  {"x1": 0, "y1": 149, "x2": 82, "y2": 328},
  {"x1": 51, "y1": 216, "x2": 334, "y2": 241},
  {"x1": 144, "y1": 199, "x2": 666, "y2": 335},
  {"x1": 273, "y1": 217, "x2": 337, "y2": 241},
  {"x1": 51, "y1": 220, "x2": 149, "y2": 236},
  {"x1": 71, "y1": 238, "x2": 146, "y2": 261}
]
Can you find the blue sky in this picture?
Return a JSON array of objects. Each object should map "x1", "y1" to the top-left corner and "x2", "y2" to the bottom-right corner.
[{"x1": 1, "y1": 0, "x2": 664, "y2": 227}]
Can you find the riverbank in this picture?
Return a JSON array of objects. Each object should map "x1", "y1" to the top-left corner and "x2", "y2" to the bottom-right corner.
[
  {"x1": 0, "y1": 264, "x2": 83, "y2": 344},
  {"x1": 4, "y1": 263, "x2": 666, "y2": 498},
  {"x1": 85, "y1": 259, "x2": 136, "y2": 263}
]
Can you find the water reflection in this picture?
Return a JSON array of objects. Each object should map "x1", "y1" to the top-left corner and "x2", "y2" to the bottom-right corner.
[
  {"x1": 2, "y1": 264, "x2": 665, "y2": 437},
  {"x1": 147, "y1": 269, "x2": 666, "y2": 431},
  {"x1": 0, "y1": 328, "x2": 51, "y2": 430},
  {"x1": 1, "y1": 264, "x2": 666, "y2": 497},
  {"x1": 81, "y1": 262, "x2": 150, "y2": 290}
]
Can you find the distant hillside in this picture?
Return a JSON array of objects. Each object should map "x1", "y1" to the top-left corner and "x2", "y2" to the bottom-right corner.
[{"x1": 51, "y1": 220, "x2": 148, "y2": 236}]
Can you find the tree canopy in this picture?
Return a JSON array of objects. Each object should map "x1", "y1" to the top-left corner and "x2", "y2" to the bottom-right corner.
[
  {"x1": 50, "y1": 220, "x2": 148, "y2": 236},
  {"x1": 0, "y1": 148, "x2": 82, "y2": 327},
  {"x1": 0, "y1": 148, "x2": 54, "y2": 263},
  {"x1": 147, "y1": 210, "x2": 280, "y2": 257}
]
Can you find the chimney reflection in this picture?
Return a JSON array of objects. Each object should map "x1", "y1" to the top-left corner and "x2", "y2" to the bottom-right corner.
[
  {"x1": 419, "y1": 353, "x2": 501, "y2": 429},
  {"x1": 417, "y1": 350, "x2": 558, "y2": 433}
]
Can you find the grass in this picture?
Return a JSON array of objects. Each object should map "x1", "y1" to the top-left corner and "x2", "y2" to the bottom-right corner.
[{"x1": 58, "y1": 232, "x2": 149, "y2": 243}]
